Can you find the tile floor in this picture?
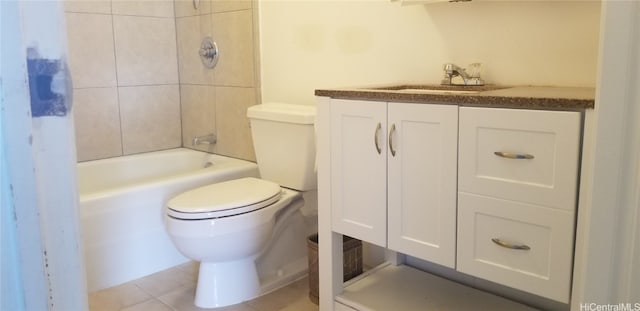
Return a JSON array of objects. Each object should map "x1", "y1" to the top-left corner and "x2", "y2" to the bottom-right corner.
[{"x1": 88, "y1": 262, "x2": 319, "y2": 311}]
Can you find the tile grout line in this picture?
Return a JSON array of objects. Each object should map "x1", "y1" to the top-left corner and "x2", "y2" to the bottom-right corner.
[
  {"x1": 156, "y1": 297, "x2": 179, "y2": 311},
  {"x1": 108, "y1": 1, "x2": 126, "y2": 158},
  {"x1": 172, "y1": 0, "x2": 185, "y2": 150},
  {"x1": 124, "y1": 283, "x2": 179, "y2": 311}
]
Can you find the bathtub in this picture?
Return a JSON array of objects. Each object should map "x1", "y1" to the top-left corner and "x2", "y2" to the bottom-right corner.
[{"x1": 78, "y1": 148, "x2": 259, "y2": 292}]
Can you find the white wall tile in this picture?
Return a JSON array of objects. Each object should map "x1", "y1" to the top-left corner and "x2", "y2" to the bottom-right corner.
[
  {"x1": 112, "y1": 0, "x2": 175, "y2": 18},
  {"x1": 64, "y1": 0, "x2": 111, "y2": 14},
  {"x1": 174, "y1": 0, "x2": 211, "y2": 17},
  {"x1": 73, "y1": 87, "x2": 122, "y2": 161},
  {"x1": 65, "y1": 13, "x2": 117, "y2": 88},
  {"x1": 212, "y1": 86, "x2": 255, "y2": 161},
  {"x1": 212, "y1": 0, "x2": 251, "y2": 13},
  {"x1": 113, "y1": 16, "x2": 179, "y2": 86},
  {"x1": 119, "y1": 85, "x2": 182, "y2": 154},
  {"x1": 66, "y1": 0, "x2": 259, "y2": 160},
  {"x1": 176, "y1": 15, "x2": 214, "y2": 85},
  {"x1": 180, "y1": 85, "x2": 216, "y2": 152},
  {"x1": 212, "y1": 10, "x2": 255, "y2": 87}
]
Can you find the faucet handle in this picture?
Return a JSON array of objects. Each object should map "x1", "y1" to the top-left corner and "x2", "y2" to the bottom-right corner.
[{"x1": 466, "y1": 63, "x2": 482, "y2": 78}]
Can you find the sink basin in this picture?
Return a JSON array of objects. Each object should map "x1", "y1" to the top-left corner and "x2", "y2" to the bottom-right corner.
[
  {"x1": 365, "y1": 84, "x2": 506, "y2": 95},
  {"x1": 394, "y1": 89, "x2": 480, "y2": 94}
]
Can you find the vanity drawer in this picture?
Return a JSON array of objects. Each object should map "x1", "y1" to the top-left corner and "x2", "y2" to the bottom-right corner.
[
  {"x1": 456, "y1": 192, "x2": 574, "y2": 303},
  {"x1": 458, "y1": 107, "x2": 581, "y2": 210}
]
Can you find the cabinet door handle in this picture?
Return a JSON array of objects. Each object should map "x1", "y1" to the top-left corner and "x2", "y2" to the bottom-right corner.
[
  {"x1": 389, "y1": 123, "x2": 397, "y2": 157},
  {"x1": 494, "y1": 152, "x2": 535, "y2": 160},
  {"x1": 374, "y1": 122, "x2": 382, "y2": 154},
  {"x1": 491, "y1": 238, "x2": 531, "y2": 250}
]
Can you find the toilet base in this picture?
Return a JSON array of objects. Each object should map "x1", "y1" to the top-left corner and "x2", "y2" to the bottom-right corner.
[{"x1": 194, "y1": 259, "x2": 260, "y2": 308}]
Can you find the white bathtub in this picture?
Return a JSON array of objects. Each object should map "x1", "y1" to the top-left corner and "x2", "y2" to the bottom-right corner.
[{"x1": 78, "y1": 148, "x2": 259, "y2": 292}]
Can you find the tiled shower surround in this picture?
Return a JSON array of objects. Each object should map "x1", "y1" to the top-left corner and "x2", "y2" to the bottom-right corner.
[{"x1": 66, "y1": 0, "x2": 259, "y2": 162}]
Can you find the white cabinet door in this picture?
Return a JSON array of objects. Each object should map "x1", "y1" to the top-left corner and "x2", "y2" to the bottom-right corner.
[
  {"x1": 387, "y1": 103, "x2": 458, "y2": 268},
  {"x1": 330, "y1": 99, "x2": 387, "y2": 246}
]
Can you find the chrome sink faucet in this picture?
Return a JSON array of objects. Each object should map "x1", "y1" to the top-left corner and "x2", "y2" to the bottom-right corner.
[{"x1": 441, "y1": 63, "x2": 485, "y2": 86}]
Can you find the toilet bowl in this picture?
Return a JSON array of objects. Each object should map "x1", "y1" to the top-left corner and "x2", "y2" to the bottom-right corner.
[
  {"x1": 166, "y1": 177, "x2": 303, "y2": 307},
  {"x1": 164, "y1": 103, "x2": 317, "y2": 308}
]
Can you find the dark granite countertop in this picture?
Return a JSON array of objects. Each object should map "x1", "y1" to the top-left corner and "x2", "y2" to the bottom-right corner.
[{"x1": 315, "y1": 84, "x2": 595, "y2": 110}]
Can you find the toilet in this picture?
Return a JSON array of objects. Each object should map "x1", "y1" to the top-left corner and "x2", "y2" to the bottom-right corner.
[{"x1": 165, "y1": 103, "x2": 317, "y2": 308}]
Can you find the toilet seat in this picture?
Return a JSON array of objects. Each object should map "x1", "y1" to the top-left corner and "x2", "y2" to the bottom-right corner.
[{"x1": 167, "y1": 177, "x2": 282, "y2": 220}]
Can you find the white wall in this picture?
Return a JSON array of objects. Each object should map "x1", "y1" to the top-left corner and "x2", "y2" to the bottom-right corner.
[
  {"x1": 571, "y1": 1, "x2": 640, "y2": 308},
  {"x1": 258, "y1": 0, "x2": 601, "y2": 105}
]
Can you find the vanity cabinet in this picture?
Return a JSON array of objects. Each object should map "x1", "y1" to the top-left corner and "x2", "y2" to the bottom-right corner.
[
  {"x1": 330, "y1": 99, "x2": 458, "y2": 268},
  {"x1": 319, "y1": 96, "x2": 584, "y2": 309}
]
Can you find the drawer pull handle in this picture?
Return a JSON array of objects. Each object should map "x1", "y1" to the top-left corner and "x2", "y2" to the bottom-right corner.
[
  {"x1": 389, "y1": 123, "x2": 397, "y2": 157},
  {"x1": 494, "y1": 152, "x2": 534, "y2": 160},
  {"x1": 374, "y1": 123, "x2": 382, "y2": 154},
  {"x1": 491, "y1": 238, "x2": 531, "y2": 250}
]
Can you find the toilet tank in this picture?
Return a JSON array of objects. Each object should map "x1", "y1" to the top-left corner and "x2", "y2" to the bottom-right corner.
[{"x1": 247, "y1": 103, "x2": 317, "y2": 191}]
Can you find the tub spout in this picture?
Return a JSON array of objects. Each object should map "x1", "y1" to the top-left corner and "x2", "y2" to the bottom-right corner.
[{"x1": 192, "y1": 134, "x2": 217, "y2": 146}]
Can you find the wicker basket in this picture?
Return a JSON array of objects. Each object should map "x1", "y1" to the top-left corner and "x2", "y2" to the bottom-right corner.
[{"x1": 307, "y1": 233, "x2": 363, "y2": 305}]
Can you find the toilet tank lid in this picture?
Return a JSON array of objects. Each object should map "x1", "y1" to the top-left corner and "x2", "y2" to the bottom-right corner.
[{"x1": 247, "y1": 103, "x2": 316, "y2": 124}]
